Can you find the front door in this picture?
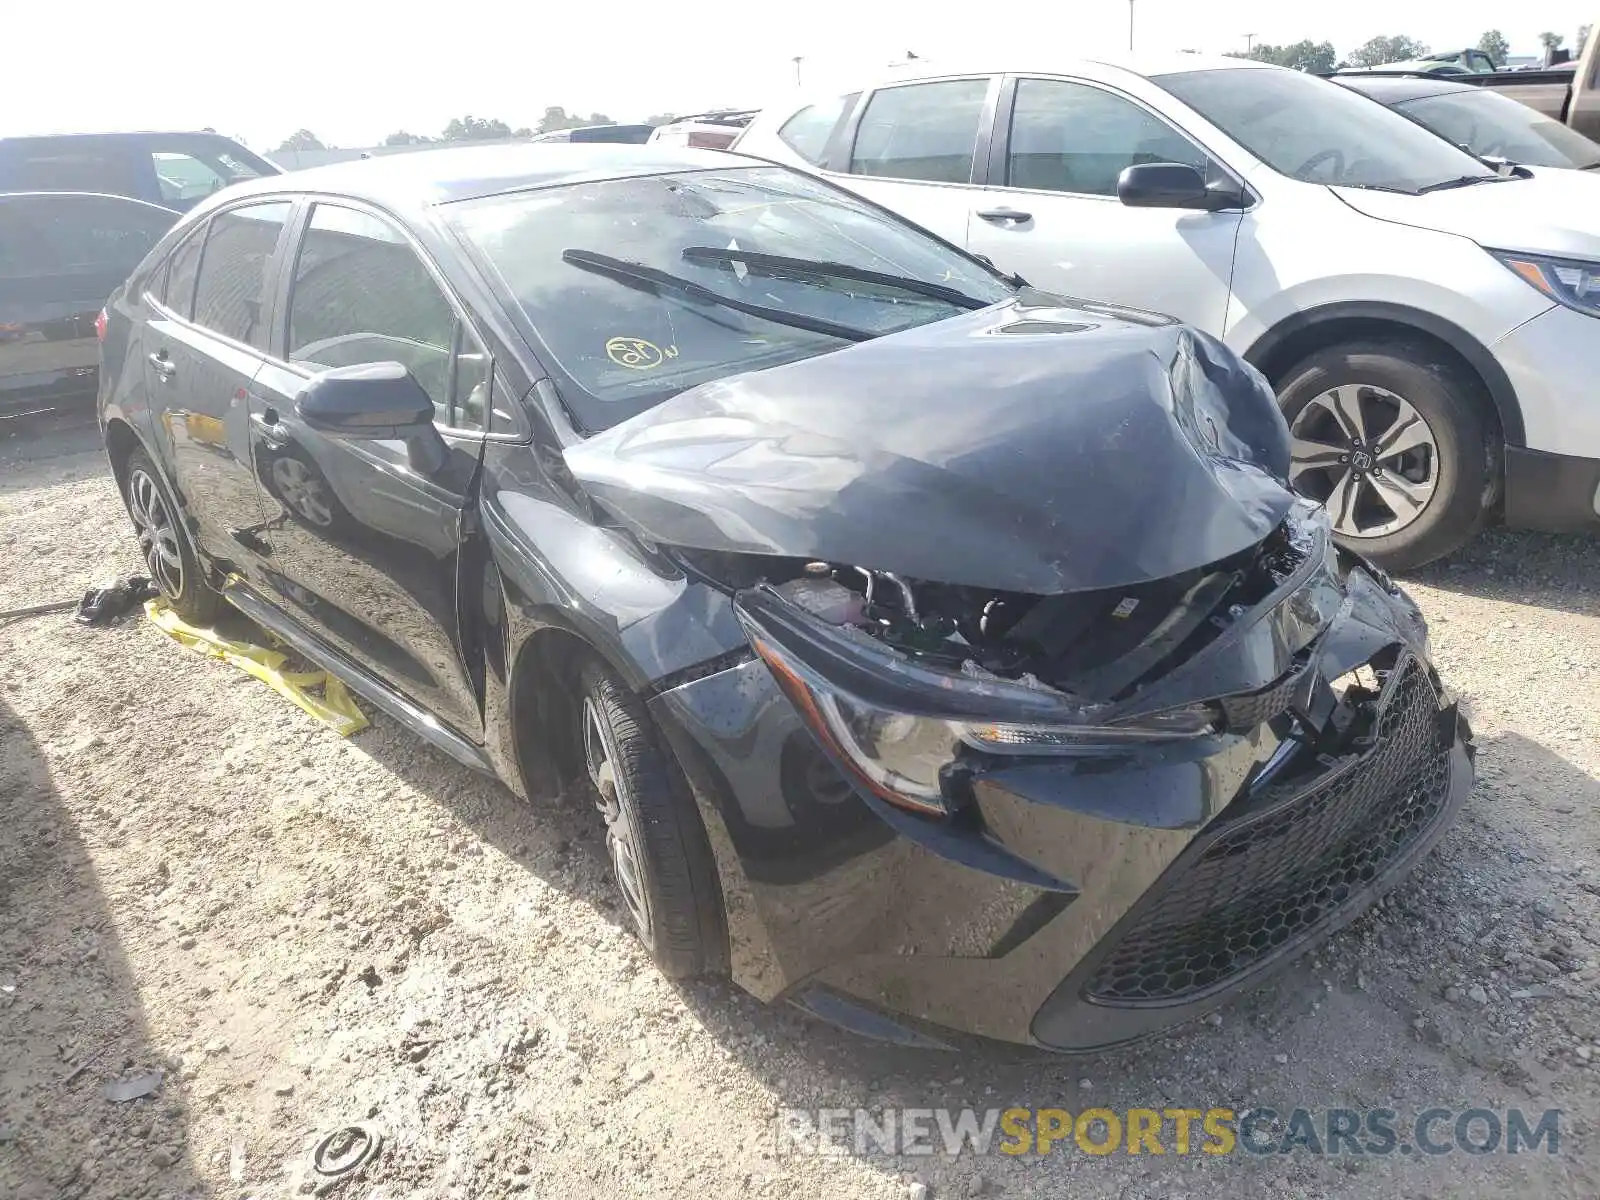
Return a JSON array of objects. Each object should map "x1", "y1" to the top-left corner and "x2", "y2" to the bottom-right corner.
[
  {"x1": 250, "y1": 201, "x2": 489, "y2": 738},
  {"x1": 963, "y1": 76, "x2": 1243, "y2": 333},
  {"x1": 144, "y1": 200, "x2": 293, "y2": 574}
]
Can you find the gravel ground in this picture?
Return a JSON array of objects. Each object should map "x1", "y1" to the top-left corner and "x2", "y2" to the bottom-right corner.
[{"x1": 2, "y1": 423, "x2": 1598, "y2": 1200}]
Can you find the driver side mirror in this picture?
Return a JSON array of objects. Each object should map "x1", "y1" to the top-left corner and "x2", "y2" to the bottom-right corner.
[
  {"x1": 297, "y1": 361, "x2": 435, "y2": 437},
  {"x1": 296, "y1": 361, "x2": 447, "y2": 473},
  {"x1": 1117, "y1": 163, "x2": 1243, "y2": 212}
]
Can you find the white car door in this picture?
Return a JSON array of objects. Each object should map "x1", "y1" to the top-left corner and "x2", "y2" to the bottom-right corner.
[
  {"x1": 825, "y1": 75, "x2": 1001, "y2": 252},
  {"x1": 963, "y1": 76, "x2": 1245, "y2": 334}
]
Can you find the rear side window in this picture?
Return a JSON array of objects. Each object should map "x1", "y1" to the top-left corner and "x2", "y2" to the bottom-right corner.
[
  {"x1": 191, "y1": 202, "x2": 292, "y2": 347},
  {"x1": 161, "y1": 224, "x2": 206, "y2": 318},
  {"x1": 286, "y1": 203, "x2": 487, "y2": 430},
  {"x1": 778, "y1": 94, "x2": 856, "y2": 165},
  {"x1": 0, "y1": 194, "x2": 176, "y2": 277},
  {"x1": 849, "y1": 79, "x2": 990, "y2": 183},
  {"x1": 148, "y1": 145, "x2": 268, "y2": 210},
  {"x1": 1007, "y1": 78, "x2": 1209, "y2": 196},
  {"x1": 0, "y1": 144, "x2": 145, "y2": 197}
]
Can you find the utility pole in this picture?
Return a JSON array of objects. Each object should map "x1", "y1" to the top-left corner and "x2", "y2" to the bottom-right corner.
[
  {"x1": 1128, "y1": 0, "x2": 1136, "y2": 51},
  {"x1": 1243, "y1": 32, "x2": 1257, "y2": 53},
  {"x1": 793, "y1": 56, "x2": 804, "y2": 86}
]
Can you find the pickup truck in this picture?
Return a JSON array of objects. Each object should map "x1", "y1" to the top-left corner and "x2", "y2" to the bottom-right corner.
[{"x1": 1461, "y1": 31, "x2": 1599, "y2": 139}]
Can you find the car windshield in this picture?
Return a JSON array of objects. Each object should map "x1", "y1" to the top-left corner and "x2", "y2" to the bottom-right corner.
[
  {"x1": 1156, "y1": 67, "x2": 1500, "y2": 193},
  {"x1": 447, "y1": 165, "x2": 1013, "y2": 432},
  {"x1": 1398, "y1": 89, "x2": 1600, "y2": 170}
]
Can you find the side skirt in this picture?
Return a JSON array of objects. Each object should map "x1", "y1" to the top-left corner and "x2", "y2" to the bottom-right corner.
[{"x1": 222, "y1": 579, "x2": 496, "y2": 776}]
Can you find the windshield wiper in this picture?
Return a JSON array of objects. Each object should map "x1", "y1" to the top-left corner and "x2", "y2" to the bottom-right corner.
[
  {"x1": 681, "y1": 246, "x2": 992, "y2": 310},
  {"x1": 561, "y1": 249, "x2": 875, "y2": 343},
  {"x1": 1415, "y1": 174, "x2": 1506, "y2": 193}
]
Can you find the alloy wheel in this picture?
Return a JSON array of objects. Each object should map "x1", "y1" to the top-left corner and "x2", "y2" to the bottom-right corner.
[
  {"x1": 127, "y1": 468, "x2": 184, "y2": 598},
  {"x1": 1288, "y1": 384, "x2": 1439, "y2": 539},
  {"x1": 581, "y1": 696, "x2": 653, "y2": 939},
  {"x1": 270, "y1": 458, "x2": 336, "y2": 527}
]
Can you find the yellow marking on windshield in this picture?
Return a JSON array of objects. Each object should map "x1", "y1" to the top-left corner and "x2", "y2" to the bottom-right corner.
[{"x1": 606, "y1": 337, "x2": 678, "y2": 369}]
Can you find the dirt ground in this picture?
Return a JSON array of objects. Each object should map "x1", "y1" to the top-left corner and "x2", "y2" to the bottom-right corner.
[{"x1": 2, "y1": 423, "x2": 1598, "y2": 1200}]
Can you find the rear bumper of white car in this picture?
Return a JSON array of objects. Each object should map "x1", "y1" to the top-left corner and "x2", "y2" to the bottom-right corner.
[{"x1": 1493, "y1": 305, "x2": 1600, "y2": 531}]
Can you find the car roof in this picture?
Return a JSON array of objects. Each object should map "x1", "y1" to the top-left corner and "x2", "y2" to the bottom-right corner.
[
  {"x1": 850, "y1": 52, "x2": 1276, "y2": 90},
  {"x1": 218, "y1": 142, "x2": 765, "y2": 209},
  {"x1": 1335, "y1": 75, "x2": 1477, "y2": 102},
  {"x1": 0, "y1": 130, "x2": 247, "y2": 146}
]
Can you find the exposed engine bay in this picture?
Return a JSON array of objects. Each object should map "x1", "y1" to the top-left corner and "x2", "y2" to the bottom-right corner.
[{"x1": 686, "y1": 513, "x2": 1320, "y2": 707}]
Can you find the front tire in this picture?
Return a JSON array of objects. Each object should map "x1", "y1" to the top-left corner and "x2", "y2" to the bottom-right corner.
[
  {"x1": 1277, "y1": 340, "x2": 1498, "y2": 571},
  {"x1": 121, "y1": 448, "x2": 224, "y2": 624},
  {"x1": 577, "y1": 662, "x2": 724, "y2": 978}
]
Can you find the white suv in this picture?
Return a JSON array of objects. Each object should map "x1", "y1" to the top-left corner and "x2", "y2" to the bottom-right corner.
[{"x1": 736, "y1": 56, "x2": 1600, "y2": 568}]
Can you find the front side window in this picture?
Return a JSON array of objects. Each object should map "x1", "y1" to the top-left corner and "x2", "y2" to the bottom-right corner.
[
  {"x1": 1156, "y1": 68, "x2": 1499, "y2": 193},
  {"x1": 1008, "y1": 78, "x2": 1209, "y2": 195},
  {"x1": 848, "y1": 79, "x2": 990, "y2": 183},
  {"x1": 449, "y1": 165, "x2": 1013, "y2": 432},
  {"x1": 778, "y1": 94, "x2": 855, "y2": 165},
  {"x1": 191, "y1": 202, "x2": 292, "y2": 347},
  {"x1": 0, "y1": 193, "x2": 176, "y2": 277},
  {"x1": 147, "y1": 144, "x2": 267, "y2": 210},
  {"x1": 286, "y1": 203, "x2": 486, "y2": 430},
  {"x1": 1399, "y1": 90, "x2": 1600, "y2": 170}
]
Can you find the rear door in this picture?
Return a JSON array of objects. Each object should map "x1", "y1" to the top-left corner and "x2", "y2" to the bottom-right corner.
[
  {"x1": 826, "y1": 76, "x2": 1000, "y2": 247},
  {"x1": 248, "y1": 199, "x2": 489, "y2": 738},
  {"x1": 143, "y1": 199, "x2": 294, "y2": 571},
  {"x1": 0, "y1": 193, "x2": 177, "y2": 427},
  {"x1": 963, "y1": 75, "x2": 1244, "y2": 332}
]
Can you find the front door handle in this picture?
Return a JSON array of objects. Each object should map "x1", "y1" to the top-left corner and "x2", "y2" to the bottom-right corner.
[
  {"x1": 250, "y1": 410, "x2": 290, "y2": 450},
  {"x1": 147, "y1": 350, "x2": 176, "y2": 380},
  {"x1": 976, "y1": 208, "x2": 1033, "y2": 224}
]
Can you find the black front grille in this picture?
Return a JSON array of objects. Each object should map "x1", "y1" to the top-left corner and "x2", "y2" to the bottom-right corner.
[
  {"x1": 1086, "y1": 658, "x2": 1452, "y2": 1005},
  {"x1": 1217, "y1": 664, "x2": 1305, "y2": 731}
]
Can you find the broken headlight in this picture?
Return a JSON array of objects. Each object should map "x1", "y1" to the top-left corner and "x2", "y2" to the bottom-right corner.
[{"x1": 744, "y1": 609, "x2": 1218, "y2": 819}]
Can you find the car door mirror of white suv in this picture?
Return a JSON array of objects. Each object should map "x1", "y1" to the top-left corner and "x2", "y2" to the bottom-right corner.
[{"x1": 1117, "y1": 163, "x2": 1244, "y2": 212}]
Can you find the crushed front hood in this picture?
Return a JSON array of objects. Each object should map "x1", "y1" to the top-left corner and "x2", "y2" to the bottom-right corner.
[{"x1": 563, "y1": 295, "x2": 1295, "y2": 594}]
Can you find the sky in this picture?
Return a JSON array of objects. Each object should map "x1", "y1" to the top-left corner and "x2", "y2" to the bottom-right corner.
[{"x1": 2, "y1": 0, "x2": 1594, "y2": 151}]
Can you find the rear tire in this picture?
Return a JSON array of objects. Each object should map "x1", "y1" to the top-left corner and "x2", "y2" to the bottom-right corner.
[
  {"x1": 577, "y1": 662, "x2": 724, "y2": 978},
  {"x1": 1276, "y1": 340, "x2": 1498, "y2": 572},
  {"x1": 120, "y1": 448, "x2": 225, "y2": 625}
]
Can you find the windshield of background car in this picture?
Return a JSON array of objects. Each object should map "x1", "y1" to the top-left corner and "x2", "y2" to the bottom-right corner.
[
  {"x1": 447, "y1": 165, "x2": 1014, "y2": 431},
  {"x1": 1398, "y1": 89, "x2": 1600, "y2": 169},
  {"x1": 1156, "y1": 68, "x2": 1499, "y2": 192}
]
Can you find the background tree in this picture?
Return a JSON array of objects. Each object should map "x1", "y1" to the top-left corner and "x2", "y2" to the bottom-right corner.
[
  {"x1": 1228, "y1": 40, "x2": 1337, "y2": 73},
  {"x1": 1580, "y1": 24, "x2": 1593, "y2": 53},
  {"x1": 275, "y1": 129, "x2": 327, "y2": 153},
  {"x1": 535, "y1": 107, "x2": 616, "y2": 134},
  {"x1": 441, "y1": 116, "x2": 514, "y2": 142},
  {"x1": 1476, "y1": 30, "x2": 1510, "y2": 67},
  {"x1": 1347, "y1": 35, "x2": 1429, "y2": 67},
  {"x1": 383, "y1": 130, "x2": 434, "y2": 146},
  {"x1": 644, "y1": 112, "x2": 678, "y2": 127},
  {"x1": 1538, "y1": 31, "x2": 1565, "y2": 52}
]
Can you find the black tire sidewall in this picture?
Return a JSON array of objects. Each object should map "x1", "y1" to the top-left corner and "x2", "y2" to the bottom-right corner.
[
  {"x1": 1277, "y1": 341, "x2": 1497, "y2": 572},
  {"x1": 123, "y1": 447, "x2": 224, "y2": 624},
  {"x1": 579, "y1": 663, "x2": 724, "y2": 978}
]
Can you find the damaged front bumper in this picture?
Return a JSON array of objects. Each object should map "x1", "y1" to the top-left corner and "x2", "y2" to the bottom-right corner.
[{"x1": 646, "y1": 502, "x2": 1473, "y2": 1049}]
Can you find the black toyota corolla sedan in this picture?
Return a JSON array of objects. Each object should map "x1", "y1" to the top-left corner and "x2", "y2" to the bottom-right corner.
[{"x1": 98, "y1": 145, "x2": 1473, "y2": 1050}]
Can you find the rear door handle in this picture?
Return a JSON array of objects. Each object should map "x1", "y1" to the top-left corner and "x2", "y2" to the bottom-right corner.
[
  {"x1": 976, "y1": 208, "x2": 1033, "y2": 224},
  {"x1": 250, "y1": 410, "x2": 290, "y2": 450},
  {"x1": 147, "y1": 351, "x2": 176, "y2": 380}
]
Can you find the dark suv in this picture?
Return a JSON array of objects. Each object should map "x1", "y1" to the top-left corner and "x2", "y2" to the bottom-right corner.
[
  {"x1": 97, "y1": 145, "x2": 1471, "y2": 1051},
  {"x1": 1, "y1": 192, "x2": 180, "y2": 435},
  {"x1": 0, "y1": 132, "x2": 279, "y2": 212}
]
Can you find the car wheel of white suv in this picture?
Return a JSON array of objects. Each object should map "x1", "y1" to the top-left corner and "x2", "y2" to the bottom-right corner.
[{"x1": 1278, "y1": 340, "x2": 1498, "y2": 572}]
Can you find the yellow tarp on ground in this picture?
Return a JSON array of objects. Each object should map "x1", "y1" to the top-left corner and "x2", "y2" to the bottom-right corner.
[{"x1": 144, "y1": 599, "x2": 369, "y2": 736}]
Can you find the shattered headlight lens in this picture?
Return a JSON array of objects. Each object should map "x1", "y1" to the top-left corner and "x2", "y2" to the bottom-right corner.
[
  {"x1": 1490, "y1": 249, "x2": 1600, "y2": 319},
  {"x1": 750, "y1": 632, "x2": 1218, "y2": 818}
]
